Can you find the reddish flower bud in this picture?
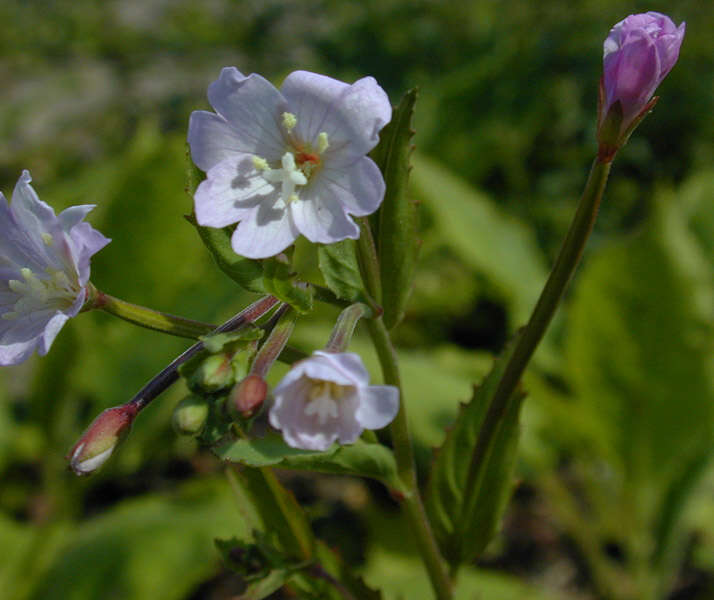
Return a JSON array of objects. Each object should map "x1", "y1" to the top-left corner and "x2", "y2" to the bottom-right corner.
[
  {"x1": 67, "y1": 404, "x2": 138, "y2": 475},
  {"x1": 231, "y1": 374, "x2": 268, "y2": 418}
]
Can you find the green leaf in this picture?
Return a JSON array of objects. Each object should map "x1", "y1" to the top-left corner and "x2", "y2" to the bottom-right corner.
[
  {"x1": 371, "y1": 89, "x2": 419, "y2": 329},
  {"x1": 317, "y1": 239, "x2": 363, "y2": 302},
  {"x1": 262, "y1": 254, "x2": 314, "y2": 314},
  {"x1": 225, "y1": 467, "x2": 314, "y2": 562},
  {"x1": 189, "y1": 218, "x2": 266, "y2": 293},
  {"x1": 216, "y1": 434, "x2": 404, "y2": 491},
  {"x1": 410, "y1": 154, "x2": 548, "y2": 325},
  {"x1": 29, "y1": 479, "x2": 251, "y2": 600},
  {"x1": 426, "y1": 337, "x2": 525, "y2": 567}
]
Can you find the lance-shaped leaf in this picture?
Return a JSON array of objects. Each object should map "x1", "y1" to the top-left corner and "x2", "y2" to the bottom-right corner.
[
  {"x1": 262, "y1": 254, "x2": 314, "y2": 314},
  {"x1": 370, "y1": 89, "x2": 419, "y2": 329},
  {"x1": 318, "y1": 239, "x2": 364, "y2": 302},
  {"x1": 426, "y1": 337, "x2": 525, "y2": 567},
  {"x1": 226, "y1": 467, "x2": 314, "y2": 562},
  {"x1": 216, "y1": 434, "x2": 404, "y2": 492},
  {"x1": 185, "y1": 148, "x2": 266, "y2": 292}
]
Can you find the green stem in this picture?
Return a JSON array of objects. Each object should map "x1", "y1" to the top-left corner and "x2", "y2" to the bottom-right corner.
[
  {"x1": 87, "y1": 285, "x2": 215, "y2": 339},
  {"x1": 355, "y1": 217, "x2": 383, "y2": 306},
  {"x1": 367, "y1": 316, "x2": 453, "y2": 600},
  {"x1": 463, "y1": 158, "x2": 612, "y2": 517}
]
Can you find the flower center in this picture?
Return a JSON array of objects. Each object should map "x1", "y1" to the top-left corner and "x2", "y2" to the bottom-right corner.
[
  {"x1": 251, "y1": 113, "x2": 329, "y2": 205},
  {"x1": 304, "y1": 380, "x2": 346, "y2": 425},
  {"x1": 3, "y1": 267, "x2": 79, "y2": 320}
]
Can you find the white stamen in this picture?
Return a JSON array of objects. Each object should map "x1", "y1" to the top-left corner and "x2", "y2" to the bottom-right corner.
[
  {"x1": 305, "y1": 387, "x2": 340, "y2": 425},
  {"x1": 317, "y1": 132, "x2": 329, "y2": 154},
  {"x1": 252, "y1": 156, "x2": 269, "y2": 171},
  {"x1": 5, "y1": 266, "x2": 79, "y2": 318},
  {"x1": 282, "y1": 112, "x2": 298, "y2": 132}
]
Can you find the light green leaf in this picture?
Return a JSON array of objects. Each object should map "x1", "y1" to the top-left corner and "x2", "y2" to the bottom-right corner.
[
  {"x1": 216, "y1": 434, "x2": 403, "y2": 491},
  {"x1": 371, "y1": 89, "x2": 419, "y2": 329},
  {"x1": 426, "y1": 337, "x2": 525, "y2": 567},
  {"x1": 29, "y1": 478, "x2": 250, "y2": 600},
  {"x1": 411, "y1": 154, "x2": 547, "y2": 325},
  {"x1": 317, "y1": 239, "x2": 364, "y2": 302}
]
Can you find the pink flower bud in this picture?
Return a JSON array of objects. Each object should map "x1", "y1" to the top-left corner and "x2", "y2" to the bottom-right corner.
[
  {"x1": 231, "y1": 374, "x2": 268, "y2": 418},
  {"x1": 67, "y1": 404, "x2": 138, "y2": 475},
  {"x1": 598, "y1": 12, "x2": 685, "y2": 157}
]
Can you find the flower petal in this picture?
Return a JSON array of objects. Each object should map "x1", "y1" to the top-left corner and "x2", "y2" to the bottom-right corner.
[
  {"x1": 195, "y1": 154, "x2": 277, "y2": 228},
  {"x1": 356, "y1": 385, "x2": 400, "y2": 429},
  {"x1": 229, "y1": 198, "x2": 299, "y2": 259},
  {"x1": 188, "y1": 111, "x2": 254, "y2": 172},
  {"x1": 319, "y1": 157, "x2": 385, "y2": 217},
  {"x1": 205, "y1": 67, "x2": 287, "y2": 159},
  {"x1": 313, "y1": 351, "x2": 370, "y2": 385},
  {"x1": 290, "y1": 183, "x2": 359, "y2": 244},
  {"x1": 280, "y1": 71, "x2": 391, "y2": 159}
]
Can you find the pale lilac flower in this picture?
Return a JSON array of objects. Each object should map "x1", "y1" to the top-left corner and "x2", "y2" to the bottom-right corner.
[
  {"x1": 188, "y1": 68, "x2": 391, "y2": 259},
  {"x1": 269, "y1": 350, "x2": 399, "y2": 451},
  {"x1": 602, "y1": 12, "x2": 685, "y2": 128},
  {"x1": 0, "y1": 171, "x2": 110, "y2": 365}
]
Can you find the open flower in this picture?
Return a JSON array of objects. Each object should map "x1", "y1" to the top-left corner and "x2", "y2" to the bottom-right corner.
[
  {"x1": 599, "y1": 12, "x2": 685, "y2": 152},
  {"x1": 269, "y1": 351, "x2": 399, "y2": 451},
  {"x1": 188, "y1": 68, "x2": 391, "y2": 258},
  {"x1": 0, "y1": 171, "x2": 110, "y2": 365}
]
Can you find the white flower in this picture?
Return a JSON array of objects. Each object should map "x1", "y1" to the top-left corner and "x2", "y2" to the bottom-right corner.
[
  {"x1": 269, "y1": 350, "x2": 399, "y2": 451},
  {"x1": 188, "y1": 68, "x2": 392, "y2": 259},
  {"x1": 0, "y1": 171, "x2": 110, "y2": 365}
]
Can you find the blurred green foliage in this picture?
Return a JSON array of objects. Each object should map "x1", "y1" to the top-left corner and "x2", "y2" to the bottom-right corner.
[{"x1": 1, "y1": 1, "x2": 714, "y2": 598}]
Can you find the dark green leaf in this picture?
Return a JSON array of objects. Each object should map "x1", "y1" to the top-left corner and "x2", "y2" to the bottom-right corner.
[
  {"x1": 426, "y1": 337, "x2": 525, "y2": 567},
  {"x1": 216, "y1": 434, "x2": 404, "y2": 491},
  {"x1": 189, "y1": 219, "x2": 266, "y2": 293},
  {"x1": 371, "y1": 89, "x2": 419, "y2": 329},
  {"x1": 317, "y1": 239, "x2": 364, "y2": 302},
  {"x1": 262, "y1": 255, "x2": 314, "y2": 314}
]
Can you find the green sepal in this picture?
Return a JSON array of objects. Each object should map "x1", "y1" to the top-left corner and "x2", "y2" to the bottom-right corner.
[
  {"x1": 215, "y1": 433, "x2": 405, "y2": 492},
  {"x1": 425, "y1": 335, "x2": 526, "y2": 568},
  {"x1": 262, "y1": 253, "x2": 314, "y2": 314},
  {"x1": 317, "y1": 239, "x2": 364, "y2": 302},
  {"x1": 200, "y1": 326, "x2": 264, "y2": 354},
  {"x1": 370, "y1": 89, "x2": 419, "y2": 329}
]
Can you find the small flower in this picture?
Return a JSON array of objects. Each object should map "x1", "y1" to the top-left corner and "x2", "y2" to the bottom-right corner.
[
  {"x1": 68, "y1": 404, "x2": 138, "y2": 475},
  {"x1": 599, "y1": 12, "x2": 685, "y2": 152},
  {"x1": 188, "y1": 68, "x2": 392, "y2": 259},
  {"x1": 269, "y1": 350, "x2": 399, "y2": 451},
  {"x1": 0, "y1": 171, "x2": 110, "y2": 365}
]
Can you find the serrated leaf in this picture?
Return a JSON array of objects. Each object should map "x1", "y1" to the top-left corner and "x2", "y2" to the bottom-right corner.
[
  {"x1": 371, "y1": 89, "x2": 419, "y2": 329},
  {"x1": 426, "y1": 337, "x2": 525, "y2": 567},
  {"x1": 262, "y1": 255, "x2": 314, "y2": 314},
  {"x1": 216, "y1": 434, "x2": 404, "y2": 491},
  {"x1": 317, "y1": 239, "x2": 363, "y2": 301}
]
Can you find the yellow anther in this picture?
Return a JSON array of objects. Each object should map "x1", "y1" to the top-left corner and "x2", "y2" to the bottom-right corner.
[
  {"x1": 317, "y1": 132, "x2": 329, "y2": 154},
  {"x1": 282, "y1": 112, "x2": 298, "y2": 132},
  {"x1": 287, "y1": 193, "x2": 299, "y2": 204},
  {"x1": 1, "y1": 311, "x2": 17, "y2": 320},
  {"x1": 42, "y1": 232, "x2": 54, "y2": 246},
  {"x1": 252, "y1": 156, "x2": 269, "y2": 171}
]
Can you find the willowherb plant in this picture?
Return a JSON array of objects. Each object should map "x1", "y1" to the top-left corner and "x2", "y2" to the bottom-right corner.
[{"x1": 1, "y1": 11, "x2": 687, "y2": 600}]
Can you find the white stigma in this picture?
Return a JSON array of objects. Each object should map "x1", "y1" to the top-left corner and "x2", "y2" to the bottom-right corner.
[{"x1": 258, "y1": 152, "x2": 308, "y2": 205}]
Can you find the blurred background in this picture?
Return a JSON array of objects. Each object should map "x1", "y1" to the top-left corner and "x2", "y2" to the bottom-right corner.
[{"x1": 1, "y1": 1, "x2": 713, "y2": 598}]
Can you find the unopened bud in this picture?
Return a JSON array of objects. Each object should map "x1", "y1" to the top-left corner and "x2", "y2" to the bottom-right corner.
[
  {"x1": 67, "y1": 404, "x2": 138, "y2": 475},
  {"x1": 172, "y1": 394, "x2": 210, "y2": 435},
  {"x1": 231, "y1": 375, "x2": 268, "y2": 418},
  {"x1": 188, "y1": 353, "x2": 235, "y2": 392}
]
